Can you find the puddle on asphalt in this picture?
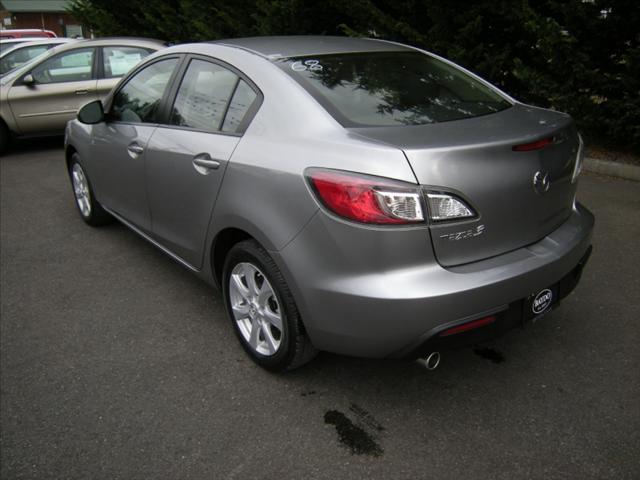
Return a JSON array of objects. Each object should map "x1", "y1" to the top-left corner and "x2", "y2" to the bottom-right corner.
[
  {"x1": 349, "y1": 403, "x2": 385, "y2": 432},
  {"x1": 324, "y1": 406, "x2": 384, "y2": 457}
]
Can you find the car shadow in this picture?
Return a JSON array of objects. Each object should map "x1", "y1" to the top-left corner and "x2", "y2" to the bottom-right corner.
[{"x1": 8, "y1": 136, "x2": 65, "y2": 155}]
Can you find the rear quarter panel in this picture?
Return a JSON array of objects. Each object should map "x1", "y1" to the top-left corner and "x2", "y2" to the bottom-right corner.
[{"x1": 188, "y1": 45, "x2": 417, "y2": 281}]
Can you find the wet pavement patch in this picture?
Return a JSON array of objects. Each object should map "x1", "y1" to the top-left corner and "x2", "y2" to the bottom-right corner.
[
  {"x1": 324, "y1": 409, "x2": 383, "y2": 457},
  {"x1": 349, "y1": 403, "x2": 385, "y2": 432},
  {"x1": 473, "y1": 347, "x2": 505, "y2": 363}
]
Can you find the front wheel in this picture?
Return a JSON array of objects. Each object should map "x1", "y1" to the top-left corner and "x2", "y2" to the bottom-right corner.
[
  {"x1": 223, "y1": 239, "x2": 317, "y2": 371},
  {"x1": 69, "y1": 154, "x2": 112, "y2": 226}
]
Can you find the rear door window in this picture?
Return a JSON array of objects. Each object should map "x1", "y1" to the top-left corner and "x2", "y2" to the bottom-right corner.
[
  {"x1": 170, "y1": 59, "x2": 238, "y2": 132},
  {"x1": 221, "y1": 80, "x2": 258, "y2": 133},
  {"x1": 103, "y1": 46, "x2": 152, "y2": 79}
]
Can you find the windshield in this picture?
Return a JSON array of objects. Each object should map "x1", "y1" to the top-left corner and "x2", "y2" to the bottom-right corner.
[
  {"x1": 279, "y1": 51, "x2": 511, "y2": 127},
  {"x1": 0, "y1": 44, "x2": 51, "y2": 75},
  {"x1": 0, "y1": 41, "x2": 27, "y2": 54}
]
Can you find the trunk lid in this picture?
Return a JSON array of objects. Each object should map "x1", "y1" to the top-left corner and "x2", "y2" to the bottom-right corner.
[{"x1": 351, "y1": 104, "x2": 581, "y2": 266}]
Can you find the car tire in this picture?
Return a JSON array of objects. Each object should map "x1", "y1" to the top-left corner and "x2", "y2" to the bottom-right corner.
[
  {"x1": 0, "y1": 121, "x2": 10, "y2": 155},
  {"x1": 69, "y1": 153, "x2": 113, "y2": 226},
  {"x1": 223, "y1": 239, "x2": 318, "y2": 371}
]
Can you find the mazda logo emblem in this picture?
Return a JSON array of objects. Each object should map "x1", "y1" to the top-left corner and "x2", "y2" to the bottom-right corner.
[{"x1": 533, "y1": 170, "x2": 550, "y2": 194}]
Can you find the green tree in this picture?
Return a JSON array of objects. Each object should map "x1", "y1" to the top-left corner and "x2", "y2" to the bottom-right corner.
[{"x1": 69, "y1": 0, "x2": 640, "y2": 151}]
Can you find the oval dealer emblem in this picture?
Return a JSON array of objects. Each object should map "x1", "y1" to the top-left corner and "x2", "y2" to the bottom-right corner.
[{"x1": 532, "y1": 289, "x2": 553, "y2": 315}]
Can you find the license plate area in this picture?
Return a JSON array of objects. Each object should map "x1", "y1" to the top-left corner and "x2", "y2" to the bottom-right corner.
[{"x1": 523, "y1": 284, "x2": 559, "y2": 323}]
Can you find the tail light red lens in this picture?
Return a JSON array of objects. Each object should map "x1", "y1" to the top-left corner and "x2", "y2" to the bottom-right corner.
[
  {"x1": 512, "y1": 137, "x2": 553, "y2": 152},
  {"x1": 438, "y1": 315, "x2": 497, "y2": 337},
  {"x1": 306, "y1": 169, "x2": 424, "y2": 225}
]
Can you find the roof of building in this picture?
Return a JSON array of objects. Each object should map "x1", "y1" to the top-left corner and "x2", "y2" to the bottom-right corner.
[{"x1": 0, "y1": 0, "x2": 72, "y2": 13}]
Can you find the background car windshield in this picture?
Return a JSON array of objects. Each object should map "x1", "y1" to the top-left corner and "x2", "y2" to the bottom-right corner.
[
  {"x1": 0, "y1": 45, "x2": 50, "y2": 75},
  {"x1": 280, "y1": 51, "x2": 511, "y2": 126},
  {"x1": 0, "y1": 41, "x2": 26, "y2": 54}
]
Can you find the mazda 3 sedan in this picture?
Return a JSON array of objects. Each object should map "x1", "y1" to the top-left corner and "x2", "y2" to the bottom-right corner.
[
  {"x1": 0, "y1": 37, "x2": 165, "y2": 153},
  {"x1": 65, "y1": 36, "x2": 594, "y2": 371}
]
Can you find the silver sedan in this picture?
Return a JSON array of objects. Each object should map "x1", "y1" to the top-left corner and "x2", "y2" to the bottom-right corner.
[
  {"x1": 65, "y1": 37, "x2": 594, "y2": 371},
  {"x1": 0, "y1": 38, "x2": 77, "y2": 76}
]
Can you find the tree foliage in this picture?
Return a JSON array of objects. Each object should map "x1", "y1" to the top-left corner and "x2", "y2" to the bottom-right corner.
[{"x1": 69, "y1": 0, "x2": 640, "y2": 151}]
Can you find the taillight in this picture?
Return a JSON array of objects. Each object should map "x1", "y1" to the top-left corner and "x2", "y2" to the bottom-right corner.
[
  {"x1": 306, "y1": 169, "x2": 424, "y2": 225},
  {"x1": 512, "y1": 137, "x2": 553, "y2": 152}
]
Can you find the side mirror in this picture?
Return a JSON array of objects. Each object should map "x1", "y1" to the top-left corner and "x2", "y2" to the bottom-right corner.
[
  {"x1": 77, "y1": 100, "x2": 104, "y2": 124},
  {"x1": 22, "y1": 74, "x2": 35, "y2": 86}
]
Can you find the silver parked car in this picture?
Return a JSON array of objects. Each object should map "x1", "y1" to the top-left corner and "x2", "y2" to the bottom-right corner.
[
  {"x1": 0, "y1": 38, "x2": 77, "y2": 76},
  {"x1": 65, "y1": 36, "x2": 594, "y2": 371},
  {"x1": 0, "y1": 37, "x2": 165, "y2": 153},
  {"x1": 0, "y1": 38, "x2": 33, "y2": 55}
]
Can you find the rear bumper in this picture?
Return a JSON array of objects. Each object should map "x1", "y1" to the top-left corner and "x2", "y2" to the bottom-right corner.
[
  {"x1": 406, "y1": 244, "x2": 592, "y2": 358},
  {"x1": 274, "y1": 202, "x2": 594, "y2": 358}
]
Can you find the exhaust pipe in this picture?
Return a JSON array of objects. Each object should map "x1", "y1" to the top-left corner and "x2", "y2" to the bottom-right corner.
[{"x1": 418, "y1": 352, "x2": 441, "y2": 371}]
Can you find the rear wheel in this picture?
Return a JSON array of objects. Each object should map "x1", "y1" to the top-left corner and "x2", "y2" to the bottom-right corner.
[
  {"x1": 223, "y1": 239, "x2": 317, "y2": 371},
  {"x1": 69, "y1": 154, "x2": 112, "y2": 226}
]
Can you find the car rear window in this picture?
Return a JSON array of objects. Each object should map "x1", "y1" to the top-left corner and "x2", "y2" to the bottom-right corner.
[{"x1": 279, "y1": 51, "x2": 511, "y2": 127}]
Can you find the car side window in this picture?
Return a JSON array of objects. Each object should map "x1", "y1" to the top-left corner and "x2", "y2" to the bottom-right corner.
[
  {"x1": 170, "y1": 59, "x2": 238, "y2": 132},
  {"x1": 31, "y1": 48, "x2": 95, "y2": 84},
  {"x1": 103, "y1": 46, "x2": 153, "y2": 79},
  {"x1": 110, "y1": 58, "x2": 178, "y2": 124},
  {"x1": 221, "y1": 80, "x2": 258, "y2": 133}
]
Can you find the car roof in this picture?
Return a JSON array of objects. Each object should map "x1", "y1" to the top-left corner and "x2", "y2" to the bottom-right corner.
[
  {"x1": 0, "y1": 38, "x2": 76, "y2": 56},
  {"x1": 63, "y1": 37, "x2": 167, "y2": 49},
  {"x1": 0, "y1": 29, "x2": 54, "y2": 33},
  {"x1": 3, "y1": 38, "x2": 74, "y2": 47},
  {"x1": 212, "y1": 35, "x2": 412, "y2": 59},
  {"x1": 0, "y1": 38, "x2": 29, "y2": 44}
]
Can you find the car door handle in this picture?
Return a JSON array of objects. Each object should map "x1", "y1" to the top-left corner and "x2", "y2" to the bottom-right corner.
[
  {"x1": 127, "y1": 143, "x2": 144, "y2": 156},
  {"x1": 193, "y1": 154, "x2": 221, "y2": 171},
  {"x1": 75, "y1": 89, "x2": 90, "y2": 95}
]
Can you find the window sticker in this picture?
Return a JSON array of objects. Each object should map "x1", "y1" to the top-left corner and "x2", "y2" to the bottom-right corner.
[
  {"x1": 109, "y1": 53, "x2": 143, "y2": 76},
  {"x1": 291, "y1": 59, "x2": 323, "y2": 72}
]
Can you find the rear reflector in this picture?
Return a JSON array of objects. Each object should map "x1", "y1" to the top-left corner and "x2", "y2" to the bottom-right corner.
[
  {"x1": 512, "y1": 137, "x2": 553, "y2": 152},
  {"x1": 439, "y1": 315, "x2": 497, "y2": 337},
  {"x1": 426, "y1": 192, "x2": 476, "y2": 221}
]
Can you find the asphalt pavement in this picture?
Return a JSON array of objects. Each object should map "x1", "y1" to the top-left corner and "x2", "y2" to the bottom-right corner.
[{"x1": 1, "y1": 139, "x2": 639, "y2": 480}]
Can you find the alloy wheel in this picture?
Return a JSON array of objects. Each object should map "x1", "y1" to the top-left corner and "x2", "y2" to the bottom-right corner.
[
  {"x1": 229, "y1": 262, "x2": 283, "y2": 356},
  {"x1": 71, "y1": 163, "x2": 91, "y2": 218}
]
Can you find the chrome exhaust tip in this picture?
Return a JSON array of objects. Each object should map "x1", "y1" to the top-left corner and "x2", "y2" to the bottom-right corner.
[{"x1": 419, "y1": 352, "x2": 441, "y2": 370}]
